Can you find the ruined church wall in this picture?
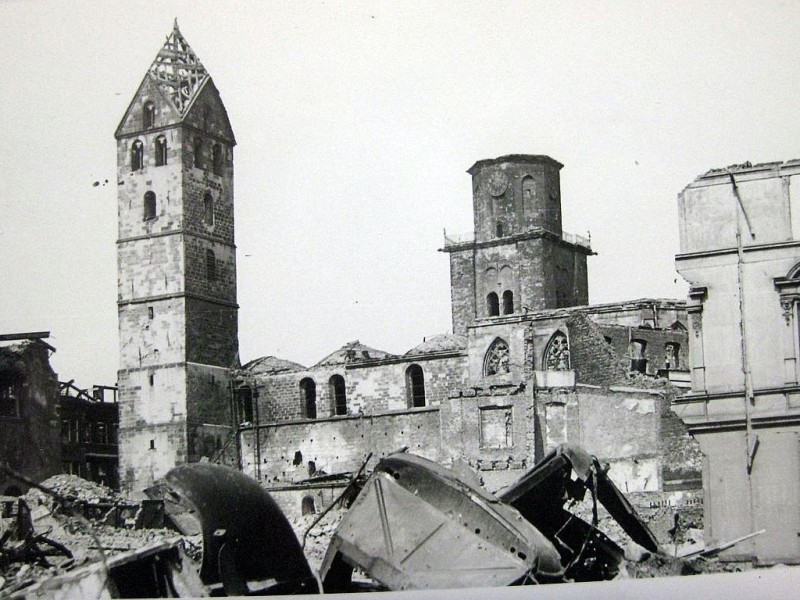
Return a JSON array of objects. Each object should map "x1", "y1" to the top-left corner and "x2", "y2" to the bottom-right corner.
[
  {"x1": 536, "y1": 387, "x2": 663, "y2": 493},
  {"x1": 251, "y1": 354, "x2": 468, "y2": 423},
  {"x1": 240, "y1": 407, "x2": 443, "y2": 485}
]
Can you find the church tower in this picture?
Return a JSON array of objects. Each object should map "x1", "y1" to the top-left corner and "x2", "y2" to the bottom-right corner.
[
  {"x1": 443, "y1": 155, "x2": 592, "y2": 335},
  {"x1": 114, "y1": 23, "x2": 238, "y2": 493}
]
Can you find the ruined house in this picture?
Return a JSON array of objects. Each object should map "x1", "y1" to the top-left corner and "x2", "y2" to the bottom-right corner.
[
  {"x1": 0, "y1": 333, "x2": 61, "y2": 495},
  {"x1": 59, "y1": 382, "x2": 120, "y2": 490},
  {"x1": 675, "y1": 159, "x2": 800, "y2": 564}
]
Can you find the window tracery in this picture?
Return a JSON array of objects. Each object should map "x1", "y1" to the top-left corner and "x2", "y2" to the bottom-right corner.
[
  {"x1": 484, "y1": 338, "x2": 510, "y2": 376},
  {"x1": 544, "y1": 331, "x2": 570, "y2": 371}
]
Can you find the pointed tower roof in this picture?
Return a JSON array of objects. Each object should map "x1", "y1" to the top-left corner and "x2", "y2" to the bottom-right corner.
[
  {"x1": 148, "y1": 20, "x2": 209, "y2": 115},
  {"x1": 115, "y1": 21, "x2": 235, "y2": 143}
]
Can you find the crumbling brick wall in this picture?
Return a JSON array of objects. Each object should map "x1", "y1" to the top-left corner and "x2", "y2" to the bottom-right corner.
[{"x1": 565, "y1": 312, "x2": 628, "y2": 386}]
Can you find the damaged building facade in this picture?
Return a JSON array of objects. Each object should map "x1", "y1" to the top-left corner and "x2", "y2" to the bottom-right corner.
[
  {"x1": 675, "y1": 160, "x2": 800, "y2": 564},
  {"x1": 234, "y1": 155, "x2": 700, "y2": 522},
  {"x1": 0, "y1": 333, "x2": 61, "y2": 496},
  {"x1": 113, "y1": 26, "x2": 701, "y2": 534}
]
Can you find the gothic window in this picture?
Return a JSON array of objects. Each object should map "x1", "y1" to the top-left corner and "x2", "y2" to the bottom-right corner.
[
  {"x1": 502, "y1": 290, "x2": 514, "y2": 315},
  {"x1": 206, "y1": 249, "x2": 217, "y2": 281},
  {"x1": 484, "y1": 338, "x2": 510, "y2": 376},
  {"x1": 131, "y1": 139, "x2": 144, "y2": 171},
  {"x1": 203, "y1": 192, "x2": 214, "y2": 226},
  {"x1": 212, "y1": 143, "x2": 222, "y2": 176},
  {"x1": 330, "y1": 374, "x2": 347, "y2": 415},
  {"x1": 155, "y1": 135, "x2": 167, "y2": 166},
  {"x1": 194, "y1": 138, "x2": 204, "y2": 168},
  {"x1": 143, "y1": 101, "x2": 155, "y2": 129},
  {"x1": 300, "y1": 378, "x2": 317, "y2": 419},
  {"x1": 487, "y1": 292, "x2": 499, "y2": 317},
  {"x1": 406, "y1": 364, "x2": 426, "y2": 408},
  {"x1": 143, "y1": 191, "x2": 156, "y2": 220},
  {"x1": 629, "y1": 339, "x2": 647, "y2": 373},
  {"x1": 544, "y1": 331, "x2": 570, "y2": 371},
  {"x1": 664, "y1": 343, "x2": 679, "y2": 369}
]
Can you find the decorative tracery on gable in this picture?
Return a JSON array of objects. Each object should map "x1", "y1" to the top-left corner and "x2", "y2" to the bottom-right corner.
[
  {"x1": 484, "y1": 338, "x2": 510, "y2": 376},
  {"x1": 544, "y1": 331, "x2": 570, "y2": 371},
  {"x1": 148, "y1": 21, "x2": 209, "y2": 115}
]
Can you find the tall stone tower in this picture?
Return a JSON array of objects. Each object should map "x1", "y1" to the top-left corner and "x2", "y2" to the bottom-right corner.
[
  {"x1": 442, "y1": 155, "x2": 592, "y2": 335},
  {"x1": 114, "y1": 23, "x2": 238, "y2": 493}
]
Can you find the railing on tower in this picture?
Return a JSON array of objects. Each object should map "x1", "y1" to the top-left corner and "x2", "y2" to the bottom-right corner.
[{"x1": 442, "y1": 228, "x2": 591, "y2": 250}]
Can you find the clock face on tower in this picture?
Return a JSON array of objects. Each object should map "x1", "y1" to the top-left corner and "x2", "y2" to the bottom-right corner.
[{"x1": 486, "y1": 170, "x2": 508, "y2": 197}]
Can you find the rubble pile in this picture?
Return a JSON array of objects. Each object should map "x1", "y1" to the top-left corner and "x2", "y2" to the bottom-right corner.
[
  {"x1": 290, "y1": 511, "x2": 344, "y2": 572},
  {"x1": 1, "y1": 476, "x2": 179, "y2": 597},
  {"x1": 25, "y1": 474, "x2": 122, "y2": 506}
]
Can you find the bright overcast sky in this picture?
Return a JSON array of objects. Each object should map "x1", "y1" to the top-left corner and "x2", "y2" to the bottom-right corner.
[{"x1": 1, "y1": 0, "x2": 799, "y2": 388}]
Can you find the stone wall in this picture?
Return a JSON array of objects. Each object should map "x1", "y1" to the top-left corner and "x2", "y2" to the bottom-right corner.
[{"x1": 240, "y1": 407, "x2": 443, "y2": 485}]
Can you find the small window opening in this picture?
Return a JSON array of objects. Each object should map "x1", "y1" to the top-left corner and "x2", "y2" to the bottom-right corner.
[
  {"x1": 148, "y1": 373, "x2": 155, "y2": 386},
  {"x1": 496, "y1": 221, "x2": 504, "y2": 237},
  {"x1": 148, "y1": 306, "x2": 154, "y2": 319},
  {"x1": 143, "y1": 101, "x2": 155, "y2": 129},
  {"x1": 293, "y1": 451, "x2": 303, "y2": 466},
  {"x1": 237, "y1": 387, "x2": 253, "y2": 423},
  {"x1": 155, "y1": 135, "x2": 167, "y2": 166},
  {"x1": 203, "y1": 192, "x2": 214, "y2": 226},
  {"x1": 664, "y1": 343, "x2": 680, "y2": 369},
  {"x1": 487, "y1": 292, "x2": 500, "y2": 317},
  {"x1": 629, "y1": 339, "x2": 648, "y2": 373},
  {"x1": 143, "y1": 191, "x2": 156, "y2": 220},
  {"x1": 130, "y1": 139, "x2": 144, "y2": 171},
  {"x1": 206, "y1": 249, "x2": 217, "y2": 281},
  {"x1": 502, "y1": 290, "x2": 514, "y2": 315},
  {"x1": 149, "y1": 439, "x2": 155, "y2": 450},
  {"x1": 330, "y1": 374, "x2": 347, "y2": 415},
  {"x1": 301, "y1": 496, "x2": 316, "y2": 515},
  {"x1": 212, "y1": 144, "x2": 222, "y2": 176},
  {"x1": 308, "y1": 460, "x2": 317, "y2": 476}
]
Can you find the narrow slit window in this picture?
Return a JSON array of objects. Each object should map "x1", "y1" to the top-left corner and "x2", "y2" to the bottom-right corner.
[
  {"x1": 212, "y1": 143, "x2": 222, "y2": 176},
  {"x1": 206, "y1": 249, "x2": 217, "y2": 281},
  {"x1": 203, "y1": 192, "x2": 214, "y2": 226},
  {"x1": 194, "y1": 138, "x2": 203, "y2": 168}
]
